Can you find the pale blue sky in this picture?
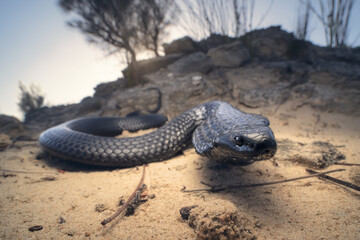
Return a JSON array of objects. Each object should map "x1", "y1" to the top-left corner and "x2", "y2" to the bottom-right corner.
[
  {"x1": 0, "y1": 0, "x2": 359, "y2": 119},
  {"x1": 0, "y1": 0, "x2": 122, "y2": 119}
]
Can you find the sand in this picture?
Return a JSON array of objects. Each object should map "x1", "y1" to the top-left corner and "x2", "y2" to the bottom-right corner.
[{"x1": 1, "y1": 102, "x2": 359, "y2": 239}]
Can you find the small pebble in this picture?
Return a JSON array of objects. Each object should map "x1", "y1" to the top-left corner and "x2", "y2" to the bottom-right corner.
[
  {"x1": 179, "y1": 205, "x2": 198, "y2": 220},
  {"x1": 59, "y1": 216, "x2": 66, "y2": 224},
  {"x1": 29, "y1": 225, "x2": 43, "y2": 232}
]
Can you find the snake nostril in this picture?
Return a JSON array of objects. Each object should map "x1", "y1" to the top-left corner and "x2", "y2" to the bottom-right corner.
[{"x1": 258, "y1": 138, "x2": 277, "y2": 155}]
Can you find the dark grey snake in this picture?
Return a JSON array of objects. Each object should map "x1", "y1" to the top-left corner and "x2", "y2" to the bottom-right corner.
[{"x1": 39, "y1": 101, "x2": 277, "y2": 167}]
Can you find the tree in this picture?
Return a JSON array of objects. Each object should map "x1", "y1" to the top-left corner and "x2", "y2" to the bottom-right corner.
[
  {"x1": 300, "y1": 0, "x2": 355, "y2": 47},
  {"x1": 137, "y1": 0, "x2": 174, "y2": 56},
  {"x1": 295, "y1": 0, "x2": 311, "y2": 40},
  {"x1": 59, "y1": 0, "x2": 174, "y2": 85},
  {"x1": 18, "y1": 82, "x2": 44, "y2": 114},
  {"x1": 176, "y1": 0, "x2": 273, "y2": 40}
]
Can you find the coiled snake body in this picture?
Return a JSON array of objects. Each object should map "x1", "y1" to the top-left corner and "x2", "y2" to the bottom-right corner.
[{"x1": 39, "y1": 101, "x2": 277, "y2": 167}]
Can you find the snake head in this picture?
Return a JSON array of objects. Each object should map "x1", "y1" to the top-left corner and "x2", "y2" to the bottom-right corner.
[{"x1": 204, "y1": 127, "x2": 277, "y2": 164}]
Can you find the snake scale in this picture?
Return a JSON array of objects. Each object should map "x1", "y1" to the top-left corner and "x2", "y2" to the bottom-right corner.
[{"x1": 39, "y1": 101, "x2": 277, "y2": 167}]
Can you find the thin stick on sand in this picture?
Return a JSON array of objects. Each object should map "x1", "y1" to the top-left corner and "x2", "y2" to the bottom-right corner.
[
  {"x1": 335, "y1": 162, "x2": 360, "y2": 166},
  {"x1": 306, "y1": 168, "x2": 360, "y2": 192},
  {"x1": 101, "y1": 164, "x2": 147, "y2": 226},
  {"x1": 182, "y1": 168, "x2": 346, "y2": 193}
]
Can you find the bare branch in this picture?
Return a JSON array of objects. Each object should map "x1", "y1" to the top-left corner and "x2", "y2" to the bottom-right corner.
[
  {"x1": 299, "y1": 0, "x2": 355, "y2": 47},
  {"x1": 296, "y1": 0, "x2": 311, "y2": 40},
  {"x1": 255, "y1": 0, "x2": 273, "y2": 29}
]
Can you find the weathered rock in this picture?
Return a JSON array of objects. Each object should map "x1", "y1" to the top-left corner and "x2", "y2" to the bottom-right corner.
[
  {"x1": 24, "y1": 99, "x2": 103, "y2": 134},
  {"x1": 167, "y1": 52, "x2": 213, "y2": 74},
  {"x1": 25, "y1": 105, "x2": 79, "y2": 133},
  {"x1": 314, "y1": 60, "x2": 360, "y2": 80},
  {"x1": 315, "y1": 45, "x2": 360, "y2": 63},
  {"x1": 0, "y1": 133, "x2": 12, "y2": 151},
  {"x1": 242, "y1": 26, "x2": 294, "y2": 60},
  {"x1": 208, "y1": 41, "x2": 250, "y2": 68},
  {"x1": 217, "y1": 64, "x2": 283, "y2": 103},
  {"x1": 121, "y1": 54, "x2": 184, "y2": 81},
  {"x1": 286, "y1": 39, "x2": 317, "y2": 63},
  {"x1": 186, "y1": 199, "x2": 257, "y2": 240},
  {"x1": 163, "y1": 36, "x2": 198, "y2": 55},
  {"x1": 197, "y1": 34, "x2": 236, "y2": 53},
  {"x1": 22, "y1": 27, "x2": 360, "y2": 136},
  {"x1": 238, "y1": 83, "x2": 291, "y2": 108},
  {"x1": 0, "y1": 114, "x2": 25, "y2": 138},
  {"x1": 101, "y1": 87, "x2": 162, "y2": 117},
  {"x1": 94, "y1": 78, "x2": 127, "y2": 98},
  {"x1": 145, "y1": 70, "x2": 224, "y2": 117},
  {"x1": 78, "y1": 97, "x2": 103, "y2": 114},
  {"x1": 291, "y1": 83, "x2": 360, "y2": 115},
  {"x1": 139, "y1": 54, "x2": 184, "y2": 74}
]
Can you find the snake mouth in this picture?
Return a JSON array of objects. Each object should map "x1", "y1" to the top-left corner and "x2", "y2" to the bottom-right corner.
[{"x1": 207, "y1": 134, "x2": 277, "y2": 164}]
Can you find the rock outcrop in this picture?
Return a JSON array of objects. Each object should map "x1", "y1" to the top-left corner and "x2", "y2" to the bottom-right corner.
[
  {"x1": 163, "y1": 36, "x2": 198, "y2": 55},
  {"x1": 208, "y1": 41, "x2": 250, "y2": 68},
  {"x1": 0, "y1": 114, "x2": 25, "y2": 139},
  {"x1": 167, "y1": 52, "x2": 213, "y2": 74},
  {"x1": 241, "y1": 26, "x2": 295, "y2": 60},
  {"x1": 14, "y1": 26, "x2": 359, "y2": 135}
]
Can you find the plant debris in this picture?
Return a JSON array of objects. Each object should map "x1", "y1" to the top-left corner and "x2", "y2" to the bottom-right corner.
[
  {"x1": 28, "y1": 225, "x2": 43, "y2": 232},
  {"x1": 182, "y1": 168, "x2": 346, "y2": 193},
  {"x1": 101, "y1": 164, "x2": 147, "y2": 226},
  {"x1": 180, "y1": 205, "x2": 199, "y2": 220}
]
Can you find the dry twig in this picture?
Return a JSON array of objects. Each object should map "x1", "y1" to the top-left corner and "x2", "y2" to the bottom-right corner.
[
  {"x1": 182, "y1": 168, "x2": 346, "y2": 193},
  {"x1": 101, "y1": 165, "x2": 147, "y2": 226},
  {"x1": 335, "y1": 162, "x2": 360, "y2": 166},
  {"x1": 1, "y1": 169, "x2": 58, "y2": 175},
  {"x1": 306, "y1": 168, "x2": 360, "y2": 192}
]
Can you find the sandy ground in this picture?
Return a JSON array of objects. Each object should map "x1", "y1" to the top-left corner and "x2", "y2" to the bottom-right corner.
[{"x1": 1, "y1": 102, "x2": 359, "y2": 240}]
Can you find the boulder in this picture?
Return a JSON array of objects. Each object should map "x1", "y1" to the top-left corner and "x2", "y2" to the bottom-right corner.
[
  {"x1": 291, "y1": 83, "x2": 360, "y2": 115},
  {"x1": 0, "y1": 114, "x2": 25, "y2": 139},
  {"x1": 94, "y1": 78, "x2": 127, "y2": 98},
  {"x1": 145, "y1": 69, "x2": 224, "y2": 117},
  {"x1": 197, "y1": 34, "x2": 236, "y2": 53},
  {"x1": 241, "y1": 26, "x2": 294, "y2": 60},
  {"x1": 167, "y1": 52, "x2": 213, "y2": 74},
  {"x1": 101, "y1": 87, "x2": 162, "y2": 117},
  {"x1": 138, "y1": 54, "x2": 184, "y2": 75},
  {"x1": 315, "y1": 45, "x2": 360, "y2": 63},
  {"x1": 24, "y1": 99, "x2": 103, "y2": 134},
  {"x1": 238, "y1": 83, "x2": 291, "y2": 108},
  {"x1": 121, "y1": 54, "x2": 184, "y2": 81},
  {"x1": 208, "y1": 41, "x2": 250, "y2": 68},
  {"x1": 0, "y1": 133, "x2": 12, "y2": 151},
  {"x1": 163, "y1": 36, "x2": 198, "y2": 55}
]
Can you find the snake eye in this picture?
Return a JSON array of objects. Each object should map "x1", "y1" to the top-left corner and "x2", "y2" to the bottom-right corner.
[{"x1": 234, "y1": 136, "x2": 244, "y2": 147}]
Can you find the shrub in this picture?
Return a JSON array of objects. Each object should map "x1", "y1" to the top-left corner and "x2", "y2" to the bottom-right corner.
[{"x1": 18, "y1": 82, "x2": 45, "y2": 114}]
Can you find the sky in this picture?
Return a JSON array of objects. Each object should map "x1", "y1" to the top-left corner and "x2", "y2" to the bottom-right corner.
[{"x1": 0, "y1": 0, "x2": 359, "y2": 120}]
